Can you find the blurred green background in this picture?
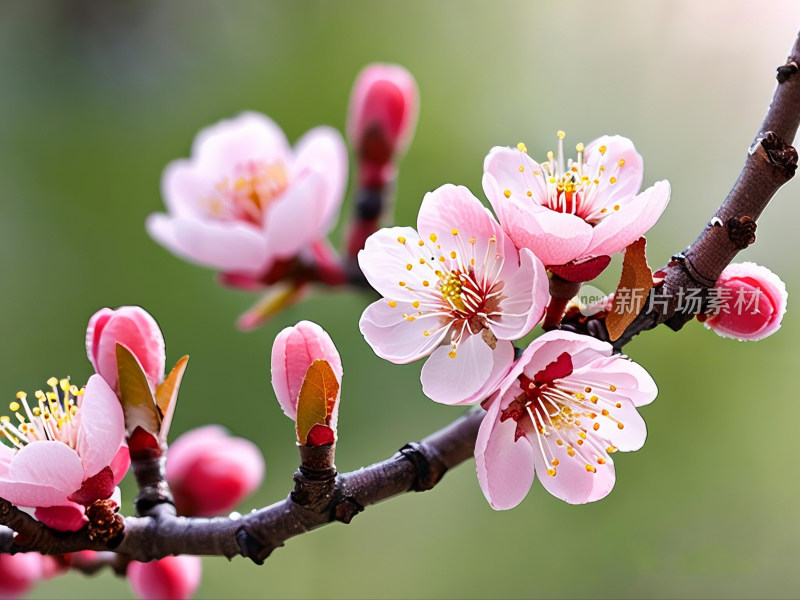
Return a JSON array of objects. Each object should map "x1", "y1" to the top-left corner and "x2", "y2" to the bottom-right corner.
[{"x1": 1, "y1": 1, "x2": 799, "y2": 598}]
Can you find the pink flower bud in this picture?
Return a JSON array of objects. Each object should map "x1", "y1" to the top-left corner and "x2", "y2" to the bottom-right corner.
[
  {"x1": 165, "y1": 426, "x2": 265, "y2": 517},
  {"x1": 271, "y1": 321, "x2": 343, "y2": 444},
  {"x1": 86, "y1": 306, "x2": 166, "y2": 393},
  {"x1": 0, "y1": 553, "x2": 43, "y2": 600},
  {"x1": 702, "y1": 262, "x2": 787, "y2": 341},
  {"x1": 127, "y1": 556, "x2": 202, "y2": 600},
  {"x1": 347, "y1": 63, "x2": 419, "y2": 186}
]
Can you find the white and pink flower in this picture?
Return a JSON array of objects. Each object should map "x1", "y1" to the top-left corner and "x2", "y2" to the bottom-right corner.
[
  {"x1": 701, "y1": 262, "x2": 787, "y2": 341},
  {"x1": 358, "y1": 184, "x2": 549, "y2": 405},
  {"x1": 127, "y1": 555, "x2": 202, "y2": 600},
  {"x1": 475, "y1": 331, "x2": 656, "y2": 508},
  {"x1": 147, "y1": 112, "x2": 347, "y2": 284},
  {"x1": 483, "y1": 133, "x2": 670, "y2": 281},
  {"x1": 0, "y1": 375, "x2": 128, "y2": 531}
]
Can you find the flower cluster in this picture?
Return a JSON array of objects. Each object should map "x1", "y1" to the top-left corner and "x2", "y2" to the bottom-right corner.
[{"x1": 357, "y1": 132, "x2": 672, "y2": 506}]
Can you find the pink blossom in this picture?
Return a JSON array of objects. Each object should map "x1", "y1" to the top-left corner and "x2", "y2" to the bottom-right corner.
[
  {"x1": 127, "y1": 555, "x2": 202, "y2": 600},
  {"x1": 86, "y1": 306, "x2": 166, "y2": 394},
  {"x1": 271, "y1": 321, "x2": 342, "y2": 444},
  {"x1": 483, "y1": 133, "x2": 670, "y2": 280},
  {"x1": 347, "y1": 63, "x2": 419, "y2": 187},
  {"x1": 702, "y1": 262, "x2": 787, "y2": 341},
  {"x1": 0, "y1": 376, "x2": 127, "y2": 530},
  {"x1": 358, "y1": 184, "x2": 549, "y2": 405},
  {"x1": 166, "y1": 425, "x2": 264, "y2": 517},
  {"x1": 0, "y1": 552, "x2": 44, "y2": 600},
  {"x1": 475, "y1": 331, "x2": 657, "y2": 508},
  {"x1": 146, "y1": 112, "x2": 347, "y2": 283}
]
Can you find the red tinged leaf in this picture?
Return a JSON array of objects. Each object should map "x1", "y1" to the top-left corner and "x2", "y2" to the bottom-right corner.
[
  {"x1": 606, "y1": 237, "x2": 653, "y2": 342},
  {"x1": 296, "y1": 359, "x2": 339, "y2": 446}
]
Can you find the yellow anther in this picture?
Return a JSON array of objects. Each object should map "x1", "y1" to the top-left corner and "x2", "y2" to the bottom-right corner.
[
  {"x1": 579, "y1": 431, "x2": 587, "y2": 439},
  {"x1": 610, "y1": 177, "x2": 617, "y2": 184},
  {"x1": 549, "y1": 177, "x2": 557, "y2": 184},
  {"x1": 586, "y1": 464, "x2": 597, "y2": 473},
  {"x1": 609, "y1": 384, "x2": 617, "y2": 391},
  {"x1": 469, "y1": 237, "x2": 476, "y2": 244},
  {"x1": 614, "y1": 205, "x2": 620, "y2": 211},
  {"x1": 47, "y1": 377, "x2": 58, "y2": 388},
  {"x1": 566, "y1": 446, "x2": 576, "y2": 457},
  {"x1": 547, "y1": 468, "x2": 557, "y2": 477},
  {"x1": 557, "y1": 130, "x2": 566, "y2": 139},
  {"x1": 576, "y1": 142, "x2": 585, "y2": 153},
  {"x1": 388, "y1": 300, "x2": 397, "y2": 308},
  {"x1": 59, "y1": 379, "x2": 69, "y2": 391},
  {"x1": 439, "y1": 256, "x2": 446, "y2": 262},
  {"x1": 526, "y1": 190, "x2": 532, "y2": 197},
  {"x1": 593, "y1": 179, "x2": 600, "y2": 185},
  {"x1": 15, "y1": 391, "x2": 26, "y2": 400},
  {"x1": 590, "y1": 396, "x2": 598, "y2": 403},
  {"x1": 418, "y1": 240, "x2": 425, "y2": 246},
  {"x1": 399, "y1": 281, "x2": 406, "y2": 286},
  {"x1": 9, "y1": 402, "x2": 19, "y2": 412},
  {"x1": 451, "y1": 228, "x2": 458, "y2": 235},
  {"x1": 607, "y1": 445, "x2": 618, "y2": 453},
  {"x1": 406, "y1": 264, "x2": 413, "y2": 271},
  {"x1": 419, "y1": 258, "x2": 426, "y2": 264},
  {"x1": 617, "y1": 423, "x2": 625, "y2": 430},
  {"x1": 397, "y1": 236, "x2": 406, "y2": 244},
  {"x1": 423, "y1": 331, "x2": 430, "y2": 337},
  {"x1": 422, "y1": 280, "x2": 430, "y2": 287},
  {"x1": 601, "y1": 409, "x2": 609, "y2": 416},
  {"x1": 598, "y1": 145, "x2": 607, "y2": 155},
  {"x1": 429, "y1": 233, "x2": 438, "y2": 242},
  {"x1": 450, "y1": 251, "x2": 456, "y2": 259},
  {"x1": 448, "y1": 351, "x2": 457, "y2": 359},
  {"x1": 404, "y1": 314, "x2": 416, "y2": 322},
  {"x1": 551, "y1": 458, "x2": 560, "y2": 466},
  {"x1": 0, "y1": 416, "x2": 8, "y2": 424},
  {"x1": 518, "y1": 165, "x2": 524, "y2": 172},
  {"x1": 584, "y1": 387, "x2": 592, "y2": 393},
  {"x1": 556, "y1": 439, "x2": 564, "y2": 447},
  {"x1": 597, "y1": 457, "x2": 606, "y2": 465},
  {"x1": 517, "y1": 142, "x2": 528, "y2": 153},
  {"x1": 547, "y1": 151, "x2": 555, "y2": 161},
  {"x1": 412, "y1": 301, "x2": 420, "y2": 309},
  {"x1": 618, "y1": 159, "x2": 625, "y2": 167},
  {"x1": 593, "y1": 423, "x2": 600, "y2": 431},
  {"x1": 577, "y1": 439, "x2": 584, "y2": 446}
]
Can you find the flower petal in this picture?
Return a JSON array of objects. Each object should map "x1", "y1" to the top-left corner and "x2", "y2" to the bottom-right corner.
[
  {"x1": 475, "y1": 399, "x2": 535, "y2": 510},
  {"x1": 263, "y1": 169, "x2": 328, "y2": 260},
  {"x1": 446, "y1": 340, "x2": 515, "y2": 406},
  {"x1": 34, "y1": 503, "x2": 87, "y2": 532},
  {"x1": 147, "y1": 213, "x2": 270, "y2": 275},
  {"x1": 533, "y1": 431, "x2": 616, "y2": 504},
  {"x1": 76, "y1": 375, "x2": 126, "y2": 479},
  {"x1": 359, "y1": 298, "x2": 449, "y2": 364},
  {"x1": 583, "y1": 135, "x2": 644, "y2": 203},
  {"x1": 192, "y1": 111, "x2": 291, "y2": 176},
  {"x1": 490, "y1": 249, "x2": 549, "y2": 340},
  {"x1": 585, "y1": 398, "x2": 648, "y2": 452},
  {"x1": 583, "y1": 180, "x2": 670, "y2": 257},
  {"x1": 416, "y1": 184, "x2": 515, "y2": 270},
  {"x1": 0, "y1": 442, "x2": 83, "y2": 507},
  {"x1": 160, "y1": 159, "x2": 215, "y2": 219},
  {"x1": 420, "y1": 334, "x2": 495, "y2": 404},
  {"x1": 291, "y1": 126, "x2": 348, "y2": 232},
  {"x1": 483, "y1": 145, "x2": 549, "y2": 204},
  {"x1": 483, "y1": 172, "x2": 593, "y2": 266}
]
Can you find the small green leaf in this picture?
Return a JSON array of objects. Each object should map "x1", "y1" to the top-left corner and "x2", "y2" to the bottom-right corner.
[
  {"x1": 116, "y1": 343, "x2": 160, "y2": 436},
  {"x1": 155, "y1": 355, "x2": 189, "y2": 443},
  {"x1": 296, "y1": 359, "x2": 339, "y2": 445}
]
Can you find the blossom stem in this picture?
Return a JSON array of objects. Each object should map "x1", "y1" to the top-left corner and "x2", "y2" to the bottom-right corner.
[{"x1": 543, "y1": 275, "x2": 582, "y2": 328}]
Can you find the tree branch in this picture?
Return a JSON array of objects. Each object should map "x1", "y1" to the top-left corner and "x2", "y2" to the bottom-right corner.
[
  {"x1": 611, "y1": 31, "x2": 800, "y2": 347},
  {"x1": 0, "y1": 408, "x2": 483, "y2": 562}
]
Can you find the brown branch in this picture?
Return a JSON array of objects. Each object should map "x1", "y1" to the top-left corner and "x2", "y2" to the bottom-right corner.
[
  {"x1": 0, "y1": 408, "x2": 483, "y2": 562},
  {"x1": 609, "y1": 31, "x2": 800, "y2": 348}
]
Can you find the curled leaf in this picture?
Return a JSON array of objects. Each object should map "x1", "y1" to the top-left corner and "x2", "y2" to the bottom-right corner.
[
  {"x1": 296, "y1": 359, "x2": 339, "y2": 446},
  {"x1": 606, "y1": 237, "x2": 653, "y2": 342},
  {"x1": 116, "y1": 344, "x2": 160, "y2": 436}
]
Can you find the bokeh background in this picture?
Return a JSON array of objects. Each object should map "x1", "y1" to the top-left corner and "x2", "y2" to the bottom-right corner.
[{"x1": 1, "y1": 1, "x2": 799, "y2": 598}]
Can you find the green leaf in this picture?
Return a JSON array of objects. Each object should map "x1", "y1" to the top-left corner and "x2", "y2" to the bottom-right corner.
[
  {"x1": 155, "y1": 355, "x2": 189, "y2": 443},
  {"x1": 296, "y1": 359, "x2": 339, "y2": 445},
  {"x1": 116, "y1": 343, "x2": 161, "y2": 436}
]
